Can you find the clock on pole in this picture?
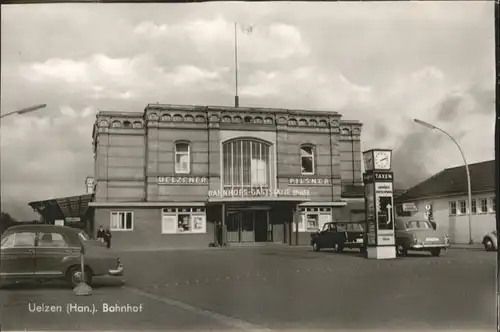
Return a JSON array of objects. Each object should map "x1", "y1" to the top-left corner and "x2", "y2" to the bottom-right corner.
[{"x1": 362, "y1": 148, "x2": 396, "y2": 259}]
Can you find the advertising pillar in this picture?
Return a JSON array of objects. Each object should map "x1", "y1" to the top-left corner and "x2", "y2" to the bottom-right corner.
[
  {"x1": 362, "y1": 148, "x2": 396, "y2": 259},
  {"x1": 363, "y1": 171, "x2": 396, "y2": 259}
]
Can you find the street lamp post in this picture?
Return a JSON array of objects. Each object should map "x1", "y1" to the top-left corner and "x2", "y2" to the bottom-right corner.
[
  {"x1": 413, "y1": 118, "x2": 474, "y2": 244},
  {"x1": 0, "y1": 104, "x2": 47, "y2": 213}
]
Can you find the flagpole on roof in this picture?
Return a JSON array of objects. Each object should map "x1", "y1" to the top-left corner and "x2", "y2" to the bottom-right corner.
[{"x1": 234, "y1": 22, "x2": 239, "y2": 108}]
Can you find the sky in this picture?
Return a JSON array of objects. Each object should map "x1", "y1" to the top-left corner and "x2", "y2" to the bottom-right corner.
[{"x1": 1, "y1": 2, "x2": 495, "y2": 220}]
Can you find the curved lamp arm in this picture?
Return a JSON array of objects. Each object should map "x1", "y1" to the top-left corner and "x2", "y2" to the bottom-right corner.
[
  {"x1": 0, "y1": 104, "x2": 47, "y2": 119},
  {"x1": 413, "y1": 118, "x2": 473, "y2": 244}
]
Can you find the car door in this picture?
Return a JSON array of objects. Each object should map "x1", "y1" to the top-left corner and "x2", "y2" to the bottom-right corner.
[
  {"x1": 321, "y1": 224, "x2": 337, "y2": 248},
  {"x1": 35, "y1": 230, "x2": 80, "y2": 277},
  {"x1": 0, "y1": 231, "x2": 36, "y2": 278},
  {"x1": 394, "y1": 219, "x2": 408, "y2": 247}
]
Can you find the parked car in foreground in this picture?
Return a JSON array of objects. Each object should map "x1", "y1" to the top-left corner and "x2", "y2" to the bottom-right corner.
[
  {"x1": 482, "y1": 230, "x2": 497, "y2": 251},
  {"x1": 311, "y1": 221, "x2": 366, "y2": 253},
  {"x1": 395, "y1": 217, "x2": 450, "y2": 257},
  {"x1": 0, "y1": 224, "x2": 123, "y2": 287}
]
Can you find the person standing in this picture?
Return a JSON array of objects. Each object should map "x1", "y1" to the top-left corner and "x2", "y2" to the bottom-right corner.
[
  {"x1": 104, "y1": 228, "x2": 112, "y2": 249},
  {"x1": 96, "y1": 225, "x2": 105, "y2": 243}
]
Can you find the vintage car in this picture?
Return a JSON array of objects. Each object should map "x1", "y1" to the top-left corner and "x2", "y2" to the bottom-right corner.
[
  {"x1": 0, "y1": 224, "x2": 124, "y2": 287},
  {"x1": 482, "y1": 230, "x2": 497, "y2": 251},
  {"x1": 395, "y1": 217, "x2": 450, "y2": 257},
  {"x1": 311, "y1": 221, "x2": 366, "y2": 253}
]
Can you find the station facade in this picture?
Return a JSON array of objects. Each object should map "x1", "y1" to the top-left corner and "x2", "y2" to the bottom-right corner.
[{"x1": 89, "y1": 104, "x2": 365, "y2": 249}]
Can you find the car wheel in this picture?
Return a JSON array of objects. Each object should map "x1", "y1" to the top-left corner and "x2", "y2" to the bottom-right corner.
[
  {"x1": 312, "y1": 242, "x2": 321, "y2": 252},
  {"x1": 430, "y1": 248, "x2": 441, "y2": 257},
  {"x1": 484, "y1": 238, "x2": 494, "y2": 251},
  {"x1": 396, "y1": 244, "x2": 407, "y2": 257},
  {"x1": 66, "y1": 266, "x2": 93, "y2": 288}
]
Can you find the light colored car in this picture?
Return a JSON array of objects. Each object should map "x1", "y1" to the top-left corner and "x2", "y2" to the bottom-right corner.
[
  {"x1": 482, "y1": 230, "x2": 497, "y2": 251},
  {"x1": 0, "y1": 224, "x2": 123, "y2": 287},
  {"x1": 395, "y1": 217, "x2": 450, "y2": 257}
]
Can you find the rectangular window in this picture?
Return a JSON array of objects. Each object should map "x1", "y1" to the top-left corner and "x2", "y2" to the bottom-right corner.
[
  {"x1": 458, "y1": 200, "x2": 466, "y2": 215},
  {"x1": 234, "y1": 141, "x2": 241, "y2": 186},
  {"x1": 449, "y1": 201, "x2": 457, "y2": 216},
  {"x1": 296, "y1": 208, "x2": 331, "y2": 232},
  {"x1": 471, "y1": 199, "x2": 477, "y2": 214},
  {"x1": 305, "y1": 214, "x2": 319, "y2": 231},
  {"x1": 175, "y1": 143, "x2": 190, "y2": 174},
  {"x1": 242, "y1": 141, "x2": 251, "y2": 186},
  {"x1": 161, "y1": 207, "x2": 206, "y2": 234},
  {"x1": 300, "y1": 146, "x2": 315, "y2": 175},
  {"x1": 490, "y1": 198, "x2": 496, "y2": 213},
  {"x1": 110, "y1": 212, "x2": 133, "y2": 231},
  {"x1": 223, "y1": 143, "x2": 231, "y2": 185},
  {"x1": 480, "y1": 198, "x2": 488, "y2": 213}
]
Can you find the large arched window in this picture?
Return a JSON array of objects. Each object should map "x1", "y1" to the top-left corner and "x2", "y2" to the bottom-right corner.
[{"x1": 223, "y1": 139, "x2": 271, "y2": 190}]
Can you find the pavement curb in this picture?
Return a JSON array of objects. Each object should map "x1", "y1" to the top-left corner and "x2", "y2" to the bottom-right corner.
[{"x1": 448, "y1": 245, "x2": 485, "y2": 250}]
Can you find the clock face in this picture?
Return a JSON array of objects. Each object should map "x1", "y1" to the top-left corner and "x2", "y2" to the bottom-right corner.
[{"x1": 374, "y1": 151, "x2": 391, "y2": 170}]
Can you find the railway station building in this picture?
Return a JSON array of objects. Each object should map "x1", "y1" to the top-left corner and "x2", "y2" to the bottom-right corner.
[{"x1": 89, "y1": 104, "x2": 365, "y2": 249}]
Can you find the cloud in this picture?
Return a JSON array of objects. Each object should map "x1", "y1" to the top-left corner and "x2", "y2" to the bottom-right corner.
[
  {"x1": 436, "y1": 94, "x2": 464, "y2": 122},
  {"x1": 240, "y1": 66, "x2": 372, "y2": 110},
  {"x1": 20, "y1": 54, "x2": 227, "y2": 101},
  {"x1": 133, "y1": 18, "x2": 310, "y2": 63},
  {"x1": 1, "y1": 106, "x2": 97, "y2": 219}
]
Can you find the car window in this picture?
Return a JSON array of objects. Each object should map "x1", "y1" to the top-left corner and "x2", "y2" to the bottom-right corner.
[
  {"x1": 347, "y1": 224, "x2": 364, "y2": 231},
  {"x1": 37, "y1": 232, "x2": 69, "y2": 247},
  {"x1": 6, "y1": 232, "x2": 36, "y2": 248},
  {"x1": 337, "y1": 224, "x2": 346, "y2": 232},
  {"x1": 405, "y1": 220, "x2": 432, "y2": 229},
  {"x1": 78, "y1": 231, "x2": 91, "y2": 241},
  {"x1": 1, "y1": 233, "x2": 15, "y2": 248}
]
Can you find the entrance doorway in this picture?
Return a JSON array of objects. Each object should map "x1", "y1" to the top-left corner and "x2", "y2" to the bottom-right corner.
[{"x1": 226, "y1": 209, "x2": 270, "y2": 243}]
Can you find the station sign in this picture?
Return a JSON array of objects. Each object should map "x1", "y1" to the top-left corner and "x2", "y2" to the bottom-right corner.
[
  {"x1": 288, "y1": 177, "x2": 331, "y2": 185},
  {"x1": 208, "y1": 188, "x2": 310, "y2": 198},
  {"x1": 157, "y1": 176, "x2": 208, "y2": 185}
]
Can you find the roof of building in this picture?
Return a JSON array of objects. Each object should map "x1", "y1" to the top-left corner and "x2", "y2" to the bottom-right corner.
[
  {"x1": 145, "y1": 103, "x2": 344, "y2": 117},
  {"x1": 395, "y1": 160, "x2": 495, "y2": 202},
  {"x1": 92, "y1": 103, "x2": 365, "y2": 123}
]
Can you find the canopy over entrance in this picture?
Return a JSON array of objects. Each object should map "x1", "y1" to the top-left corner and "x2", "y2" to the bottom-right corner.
[{"x1": 28, "y1": 194, "x2": 94, "y2": 230}]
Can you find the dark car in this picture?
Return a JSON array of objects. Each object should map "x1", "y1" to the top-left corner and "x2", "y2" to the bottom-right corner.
[
  {"x1": 0, "y1": 224, "x2": 124, "y2": 287},
  {"x1": 311, "y1": 221, "x2": 366, "y2": 253},
  {"x1": 395, "y1": 217, "x2": 450, "y2": 257}
]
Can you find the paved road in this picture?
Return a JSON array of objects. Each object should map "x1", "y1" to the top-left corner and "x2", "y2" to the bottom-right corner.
[{"x1": 0, "y1": 246, "x2": 496, "y2": 331}]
